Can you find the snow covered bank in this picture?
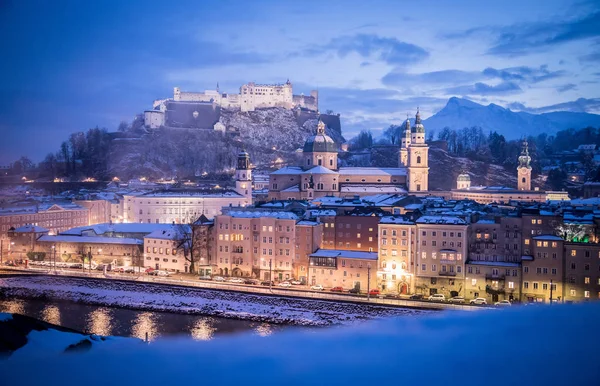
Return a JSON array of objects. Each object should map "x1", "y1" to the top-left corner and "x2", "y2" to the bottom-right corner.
[
  {"x1": 0, "y1": 276, "x2": 427, "y2": 326},
  {"x1": 1, "y1": 303, "x2": 598, "y2": 385}
]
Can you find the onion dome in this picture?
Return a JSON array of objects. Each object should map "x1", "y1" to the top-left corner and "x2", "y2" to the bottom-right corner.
[
  {"x1": 518, "y1": 140, "x2": 531, "y2": 169},
  {"x1": 411, "y1": 108, "x2": 425, "y2": 133},
  {"x1": 457, "y1": 173, "x2": 471, "y2": 182},
  {"x1": 303, "y1": 119, "x2": 337, "y2": 153}
]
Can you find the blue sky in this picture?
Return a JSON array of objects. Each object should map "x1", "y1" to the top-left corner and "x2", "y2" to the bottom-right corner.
[{"x1": 0, "y1": 0, "x2": 599, "y2": 164}]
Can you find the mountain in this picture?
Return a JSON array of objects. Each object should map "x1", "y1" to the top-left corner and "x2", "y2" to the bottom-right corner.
[{"x1": 424, "y1": 97, "x2": 600, "y2": 138}]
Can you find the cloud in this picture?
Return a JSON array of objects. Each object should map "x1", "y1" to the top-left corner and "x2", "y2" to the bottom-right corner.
[
  {"x1": 507, "y1": 98, "x2": 600, "y2": 113},
  {"x1": 443, "y1": 11, "x2": 600, "y2": 57},
  {"x1": 482, "y1": 65, "x2": 566, "y2": 83},
  {"x1": 382, "y1": 69, "x2": 480, "y2": 87},
  {"x1": 445, "y1": 81, "x2": 522, "y2": 96},
  {"x1": 306, "y1": 34, "x2": 429, "y2": 65},
  {"x1": 557, "y1": 83, "x2": 577, "y2": 92}
]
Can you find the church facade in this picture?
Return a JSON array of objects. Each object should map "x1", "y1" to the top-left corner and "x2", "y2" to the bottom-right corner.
[{"x1": 268, "y1": 110, "x2": 429, "y2": 200}]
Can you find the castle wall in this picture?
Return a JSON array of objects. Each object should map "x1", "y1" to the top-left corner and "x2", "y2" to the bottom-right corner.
[{"x1": 144, "y1": 111, "x2": 165, "y2": 129}]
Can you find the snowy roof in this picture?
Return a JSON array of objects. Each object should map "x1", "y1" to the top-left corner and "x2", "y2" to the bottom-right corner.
[
  {"x1": 310, "y1": 249, "x2": 378, "y2": 260},
  {"x1": 416, "y1": 216, "x2": 467, "y2": 225},
  {"x1": 226, "y1": 211, "x2": 299, "y2": 220},
  {"x1": 60, "y1": 223, "x2": 180, "y2": 236},
  {"x1": 296, "y1": 220, "x2": 320, "y2": 226},
  {"x1": 271, "y1": 167, "x2": 304, "y2": 175},
  {"x1": 532, "y1": 235, "x2": 563, "y2": 241},
  {"x1": 467, "y1": 260, "x2": 520, "y2": 267},
  {"x1": 38, "y1": 235, "x2": 143, "y2": 245},
  {"x1": 145, "y1": 229, "x2": 186, "y2": 241},
  {"x1": 13, "y1": 225, "x2": 49, "y2": 233},
  {"x1": 521, "y1": 255, "x2": 534, "y2": 261},
  {"x1": 380, "y1": 216, "x2": 415, "y2": 225},
  {"x1": 475, "y1": 219, "x2": 496, "y2": 224},
  {"x1": 307, "y1": 209, "x2": 337, "y2": 216},
  {"x1": 303, "y1": 166, "x2": 338, "y2": 175},
  {"x1": 338, "y1": 167, "x2": 406, "y2": 176}
]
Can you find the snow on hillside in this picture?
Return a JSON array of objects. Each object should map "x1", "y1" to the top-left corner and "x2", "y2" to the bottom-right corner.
[
  {"x1": 424, "y1": 97, "x2": 600, "y2": 139},
  {"x1": 0, "y1": 276, "x2": 427, "y2": 326},
  {"x1": 1, "y1": 303, "x2": 598, "y2": 385}
]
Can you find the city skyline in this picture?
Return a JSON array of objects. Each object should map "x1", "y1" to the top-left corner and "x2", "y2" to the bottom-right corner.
[{"x1": 1, "y1": 0, "x2": 599, "y2": 164}]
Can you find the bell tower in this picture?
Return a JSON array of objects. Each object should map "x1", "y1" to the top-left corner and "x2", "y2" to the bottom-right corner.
[
  {"x1": 399, "y1": 116, "x2": 411, "y2": 167},
  {"x1": 407, "y1": 108, "x2": 429, "y2": 193},
  {"x1": 235, "y1": 150, "x2": 252, "y2": 204},
  {"x1": 517, "y1": 139, "x2": 532, "y2": 191}
]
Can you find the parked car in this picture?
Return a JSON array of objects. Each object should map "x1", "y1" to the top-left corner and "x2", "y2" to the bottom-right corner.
[
  {"x1": 228, "y1": 278, "x2": 245, "y2": 283},
  {"x1": 368, "y1": 289, "x2": 381, "y2": 296},
  {"x1": 449, "y1": 296, "x2": 465, "y2": 304},
  {"x1": 199, "y1": 275, "x2": 212, "y2": 280},
  {"x1": 155, "y1": 270, "x2": 171, "y2": 277},
  {"x1": 112, "y1": 267, "x2": 125, "y2": 273},
  {"x1": 124, "y1": 267, "x2": 136, "y2": 273},
  {"x1": 409, "y1": 294, "x2": 424, "y2": 300},
  {"x1": 244, "y1": 279, "x2": 259, "y2": 285},
  {"x1": 278, "y1": 281, "x2": 292, "y2": 288},
  {"x1": 470, "y1": 297, "x2": 487, "y2": 305},
  {"x1": 213, "y1": 276, "x2": 226, "y2": 282},
  {"x1": 330, "y1": 286, "x2": 344, "y2": 292},
  {"x1": 428, "y1": 294, "x2": 446, "y2": 302},
  {"x1": 495, "y1": 300, "x2": 512, "y2": 306},
  {"x1": 145, "y1": 268, "x2": 155, "y2": 274},
  {"x1": 348, "y1": 287, "x2": 361, "y2": 294},
  {"x1": 311, "y1": 284, "x2": 324, "y2": 291},
  {"x1": 147, "y1": 270, "x2": 159, "y2": 276},
  {"x1": 384, "y1": 293, "x2": 398, "y2": 299},
  {"x1": 260, "y1": 280, "x2": 274, "y2": 286},
  {"x1": 290, "y1": 280, "x2": 302, "y2": 285}
]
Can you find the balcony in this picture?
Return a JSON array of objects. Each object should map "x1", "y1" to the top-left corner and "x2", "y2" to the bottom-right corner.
[
  {"x1": 485, "y1": 274, "x2": 506, "y2": 280},
  {"x1": 439, "y1": 271, "x2": 457, "y2": 277}
]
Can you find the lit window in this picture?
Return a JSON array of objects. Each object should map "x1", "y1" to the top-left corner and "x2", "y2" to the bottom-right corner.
[
  {"x1": 585, "y1": 277, "x2": 590, "y2": 284},
  {"x1": 471, "y1": 279, "x2": 477, "y2": 286},
  {"x1": 508, "y1": 281, "x2": 514, "y2": 289},
  {"x1": 584, "y1": 291, "x2": 590, "y2": 298}
]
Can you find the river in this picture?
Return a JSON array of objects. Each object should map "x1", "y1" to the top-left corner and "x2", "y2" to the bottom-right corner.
[{"x1": 0, "y1": 298, "x2": 288, "y2": 341}]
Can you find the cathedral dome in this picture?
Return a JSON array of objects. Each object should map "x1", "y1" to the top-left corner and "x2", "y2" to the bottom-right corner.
[
  {"x1": 411, "y1": 108, "x2": 425, "y2": 133},
  {"x1": 303, "y1": 119, "x2": 337, "y2": 153},
  {"x1": 457, "y1": 173, "x2": 470, "y2": 182}
]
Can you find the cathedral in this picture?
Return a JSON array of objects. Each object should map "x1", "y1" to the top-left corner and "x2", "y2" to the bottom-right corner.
[{"x1": 267, "y1": 110, "x2": 430, "y2": 200}]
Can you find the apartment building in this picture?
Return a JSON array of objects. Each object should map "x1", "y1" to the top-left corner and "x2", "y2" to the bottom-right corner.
[
  {"x1": 414, "y1": 216, "x2": 469, "y2": 297},
  {"x1": 469, "y1": 216, "x2": 522, "y2": 263},
  {"x1": 320, "y1": 212, "x2": 380, "y2": 252},
  {"x1": 564, "y1": 242, "x2": 600, "y2": 302},
  {"x1": 377, "y1": 216, "x2": 416, "y2": 294},
  {"x1": 295, "y1": 220, "x2": 323, "y2": 283},
  {"x1": 308, "y1": 249, "x2": 377, "y2": 291},
  {"x1": 143, "y1": 228, "x2": 186, "y2": 272},
  {"x1": 213, "y1": 211, "x2": 300, "y2": 280},
  {"x1": 522, "y1": 235, "x2": 564, "y2": 303},
  {"x1": 465, "y1": 261, "x2": 521, "y2": 302}
]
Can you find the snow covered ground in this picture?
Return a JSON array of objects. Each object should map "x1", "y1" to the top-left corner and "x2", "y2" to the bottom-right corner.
[
  {"x1": 0, "y1": 276, "x2": 427, "y2": 326},
  {"x1": 1, "y1": 303, "x2": 598, "y2": 385}
]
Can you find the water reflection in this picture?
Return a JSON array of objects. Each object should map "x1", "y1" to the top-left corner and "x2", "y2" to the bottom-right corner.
[
  {"x1": 41, "y1": 305, "x2": 61, "y2": 325},
  {"x1": 2, "y1": 299, "x2": 25, "y2": 315},
  {"x1": 132, "y1": 312, "x2": 158, "y2": 342},
  {"x1": 190, "y1": 318, "x2": 216, "y2": 341},
  {"x1": 255, "y1": 323, "x2": 273, "y2": 337},
  {"x1": 86, "y1": 308, "x2": 113, "y2": 336}
]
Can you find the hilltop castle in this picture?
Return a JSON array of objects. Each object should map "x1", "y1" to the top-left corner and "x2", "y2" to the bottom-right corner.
[{"x1": 145, "y1": 80, "x2": 319, "y2": 129}]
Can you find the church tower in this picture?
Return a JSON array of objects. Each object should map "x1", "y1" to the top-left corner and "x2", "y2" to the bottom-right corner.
[
  {"x1": 235, "y1": 150, "x2": 252, "y2": 204},
  {"x1": 399, "y1": 116, "x2": 411, "y2": 167},
  {"x1": 517, "y1": 139, "x2": 532, "y2": 191},
  {"x1": 407, "y1": 109, "x2": 429, "y2": 192},
  {"x1": 303, "y1": 118, "x2": 338, "y2": 170}
]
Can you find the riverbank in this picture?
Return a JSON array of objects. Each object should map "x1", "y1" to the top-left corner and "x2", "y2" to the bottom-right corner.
[{"x1": 0, "y1": 276, "x2": 429, "y2": 326}]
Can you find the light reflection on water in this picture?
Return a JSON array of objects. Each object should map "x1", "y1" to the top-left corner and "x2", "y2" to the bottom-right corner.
[
  {"x1": 131, "y1": 312, "x2": 158, "y2": 342},
  {"x1": 87, "y1": 308, "x2": 113, "y2": 336},
  {"x1": 41, "y1": 305, "x2": 61, "y2": 326},
  {"x1": 0, "y1": 298, "x2": 290, "y2": 340}
]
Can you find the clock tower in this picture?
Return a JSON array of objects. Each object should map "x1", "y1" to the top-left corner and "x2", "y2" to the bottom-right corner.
[{"x1": 407, "y1": 109, "x2": 429, "y2": 193}]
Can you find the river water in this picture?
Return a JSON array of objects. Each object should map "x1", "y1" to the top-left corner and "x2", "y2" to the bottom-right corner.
[{"x1": 0, "y1": 298, "x2": 287, "y2": 341}]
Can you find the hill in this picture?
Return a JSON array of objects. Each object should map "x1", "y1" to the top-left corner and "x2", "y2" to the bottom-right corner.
[
  {"x1": 424, "y1": 97, "x2": 600, "y2": 139},
  {"x1": 108, "y1": 108, "x2": 344, "y2": 179}
]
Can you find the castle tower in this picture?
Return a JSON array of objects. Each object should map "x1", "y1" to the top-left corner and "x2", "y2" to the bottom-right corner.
[
  {"x1": 399, "y1": 116, "x2": 411, "y2": 167},
  {"x1": 174, "y1": 87, "x2": 181, "y2": 101},
  {"x1": 303, "y1": 118, "x2": 338, "y2": 170},
  {"x1": 407, "y1": 108, "x2": 429, "y2": 192},
  {"x1": 517, "y1": 139, "x2": 532, "y2": 191},
  {"x1": 235, "y1": 150, "x2": 253, "y2": 204},
  {"x1": 456, "y1": 172, "x2": 471, "y2": 190}
]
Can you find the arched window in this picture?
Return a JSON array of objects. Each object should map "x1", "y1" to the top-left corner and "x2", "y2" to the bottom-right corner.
[
  {"x1": 417, "y1": 155, "x2": 421, "y2": 164},
  {"x1": 318, "y1": 159, "x2": 322, "y2": 166},
  {"x1": 329, "y1": 158, "x2": 334, "y2": 166},
  {"x1": 307, "y1": 159, "x2": 311, "y2": 166},
  {"x1": 522, "y1": 177, "x2": 526, "y2": 183}
]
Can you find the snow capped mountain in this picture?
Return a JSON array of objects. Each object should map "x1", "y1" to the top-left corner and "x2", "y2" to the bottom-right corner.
[{"x1": 424, "y1": 97, "x2": 600, "y2": 138}]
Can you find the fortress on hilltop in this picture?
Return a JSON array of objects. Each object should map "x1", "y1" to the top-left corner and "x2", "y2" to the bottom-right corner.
[{"x1": 145, "y1": 80, "x2": 319, "y2": 129}]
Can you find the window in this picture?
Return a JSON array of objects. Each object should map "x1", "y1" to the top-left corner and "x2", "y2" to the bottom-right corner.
[
  {"x1": 431, "y1": 264, "x2": 437, "y2": 272},
  {"x1": 508, "y1": 281, "x2": 514, "y2": 289},
  {"x1": 551, "y1": 268, "x2": 557, "y2": 275},
  {"x1": 524, "y1": 281, "x2": 529, "y2": 289},
  {"x1": 570, "y1": 289, "x2": 576, "y2": 296},
  {"x1": 585, "y1": 277, "x2": 590, "y2": 284},
  {"x1": 421, "y1": 264, "x2": 426, "y2": 271},
  {"x1": 524, "y1": 266, "x2": 529, "y2": 273},
  {"x1": 542, "y1": 283, "x2": 548, "y2": 290},
  {"x1": 584, "y1": 291, "x2": 590, "y2": 298},
  {"x1": 533, "y1": 282, "x2": 539, "y2": 290},
  {"x1": 571, "y1": 250, "x2": 577, "y2": 257}
]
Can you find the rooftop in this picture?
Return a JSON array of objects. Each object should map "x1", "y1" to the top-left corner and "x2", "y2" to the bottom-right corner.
[
  {"x1": 38, "y1": 235, "x2": 143, "y2": 245},
  {"x1": 310, "y1": 249, "x2": 378, "y2": 261}
]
